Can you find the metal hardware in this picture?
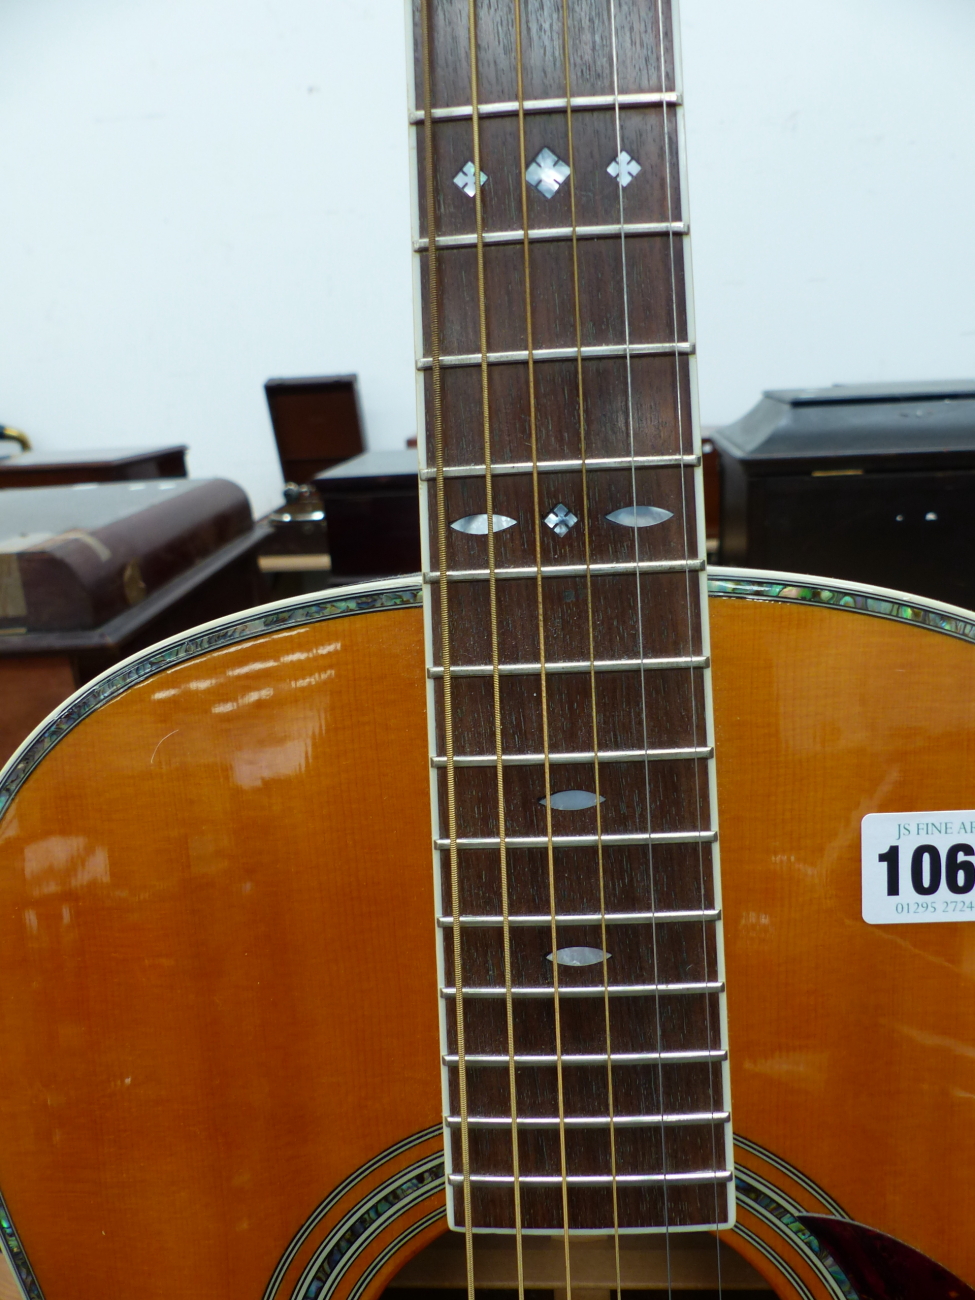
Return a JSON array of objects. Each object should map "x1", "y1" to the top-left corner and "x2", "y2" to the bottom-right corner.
[
  {"x1": 544, "y1": 503, "x2": 578, "y2": 536},
  {"x1": 418, "y1": 341, "x2": 694, "y2": 369},
  {"x1": 431, "y1": 745, "x2": 713, "y2": 768},
  {"x1": 428, "y1": 654, "x2": 709, "y2": 678},
  {"x1": 0, "y1": 425, "x2": 31, "y2": 450},
  {"x1": 442, "y1": 1048, "x2": 727, "y2": 1066},
  {"x1": 424, "y1": 557, "x2": 704, "y2": 582},
  {"x1": 444, "y1": 1111, "x2": 730, "y2": 1128},
  {"x1": 526, "y1": 147, "x2": 570, "y2": 198},
  {"x1": 437, "y1": 908, "x2": 721, "y2": 928},
  {"x1": 440, "y1": 980, "x2": 724, "y2": 998},
  {"x1": 608, "y1": 150, "x2": 642, "y2": 187},
  {"x1": 417, "y1": 453, "x2": 700, "y2": 480},
  {"x1": 434, "y1": 830, "x2": 717, "y2": 850},
  {"x1": 408, "y1": 90, "x2": 681, "y2": 123},
  {"x1": 446, "y1": 1170, "x2": 733, "y2": 1187},
  {"x1": 413, "y1": 220, "x2": 687, "y2": 252},
  {"x1": 453, "y1": 161, "x2": 486, "y2": 196}
]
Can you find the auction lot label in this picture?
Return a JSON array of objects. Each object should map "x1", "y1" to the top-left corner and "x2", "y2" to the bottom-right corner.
[{"x1": 862, "y1": 811, "x2": 975, "y2": 924}]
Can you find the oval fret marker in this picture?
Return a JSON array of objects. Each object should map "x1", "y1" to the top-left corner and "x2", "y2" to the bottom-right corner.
[
  {"x1": 605, "y1": 505, "x2": 673, "y2": 528},
  {"x1": 540, "y1": 790, "x2": 605, "y2": 811},
  {"x1": 547, "y1": 947, "x2": 610, "y2": 967},
  {"x1": 450, "y1": 513, "x2": 517, "y2": 535}
]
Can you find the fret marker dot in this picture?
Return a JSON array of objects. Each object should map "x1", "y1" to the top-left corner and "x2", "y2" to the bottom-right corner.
[
  {"x1": 453, "y1": 161, "x2": 487, "y2": 197},
  {"x1": 541, "y1": 790, "x2": 604, "y2": 811},
  {"x1": 526, "y1": 147, "x2": 570, "y2": 199},
  {"x1": 547, "y1": 946, "x2": 610, "y2": 967},
  {"x1": 450, "y1": 513, "x2": 517, "y2": 535},
  {"x1": 606, "y1": 505, "x2": 673, "y2": 528},
  {"x1": 608, "y1": 150, "x2": 642, "y2": 187},
  {"x1": 544, "y1": 503, "x2": 578, "y2": 537}
]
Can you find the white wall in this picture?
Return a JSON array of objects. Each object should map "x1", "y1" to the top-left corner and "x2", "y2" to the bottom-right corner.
[
  {"x1": 1, "y1": 0, "x2": 973, "y2": 518},
  {"x1": 679, "y1": 0, "x2": 975, "y2": 424},
  {"x1": 0, "y1": 0, "x2": 416, "y2": 518}
]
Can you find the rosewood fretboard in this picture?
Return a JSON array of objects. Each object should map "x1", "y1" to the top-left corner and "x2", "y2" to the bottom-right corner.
[{"x1": 410, "y1": 0, "x2": 732, "y2": 1234}]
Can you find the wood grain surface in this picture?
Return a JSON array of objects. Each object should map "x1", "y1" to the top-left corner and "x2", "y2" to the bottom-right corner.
[
  {"x1": 0, "y1": 656, "x2": 76, "y2": 766},
  {"x1": 414, "y1": 0, "x2": 722, "y2": 1224},
  {"x1": 710, "y1": 595, "x2": 975, "y2": 1290},
  {"x1": 0, "y1": 608, "x2": 439, "y2": 1299},
  {"x1": 1, "y1": 589, "x2": 974, "y2": 1294},
  {"x1": 0, "y1": 1251, "x2": 21, "y2": 1300}
]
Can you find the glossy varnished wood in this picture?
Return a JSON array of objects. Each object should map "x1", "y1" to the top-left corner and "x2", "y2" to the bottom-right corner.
[
  {"x1": 0, "y1": 608, "x2": 439, "y2": 1299},
  {"x1": 3, "y1": 588, "x2": 975, "y2": 1292},
  {"x1": 413, "y1": 0, "x2": 722, "y2": 1229},
  {"x1": 710, "y1": 595, "x2": 975, "y2": 1290}
]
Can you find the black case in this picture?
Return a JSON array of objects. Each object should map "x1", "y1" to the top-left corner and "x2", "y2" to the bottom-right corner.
[
  {"x1": 713, "y1": 380, "x2": 975, "y2": 608},
  {"x1": 313, "y1": 450, "x2": 420, "y2": 578}
]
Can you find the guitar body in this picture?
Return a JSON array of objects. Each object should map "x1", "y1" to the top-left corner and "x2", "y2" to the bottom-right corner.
[
  {"x1": 0, "y1": 572, "x2": 973, "y2": 1299},
  {"x1": 709, "y1": 576, "x2": 975, "y2": 1300}
]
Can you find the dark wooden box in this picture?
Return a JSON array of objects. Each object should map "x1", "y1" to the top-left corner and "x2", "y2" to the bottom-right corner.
[
  {"x1": 712, "y1": 380, "x2": 975, "y2": 608},
  {"x1": 0, "y1": 445, "x2": 187, "y2": 487},
  {"x1": 313, "y1": 450, "x2": 420, "y2": 577},
  {"x1": 264, "y1": 375, "x2": 365, "y2": 485}
]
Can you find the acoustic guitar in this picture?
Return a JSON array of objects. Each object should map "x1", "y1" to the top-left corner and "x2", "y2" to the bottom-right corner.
[{"x1": 0, "y1": 1, "x2": 973, "y2": 1298}]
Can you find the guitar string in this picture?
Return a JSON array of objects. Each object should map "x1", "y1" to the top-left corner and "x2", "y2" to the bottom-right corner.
[
  {"x1": 650, "y1": 0, "x2": 728, "y2": 1279},
  {"x1": 427, "y1": 0, "x2": 716, "y2": 1284},
  {"x1": 418, "y1": 2, "x2": 475, "y2": 1294},
  {"x1": 465, "y1": 0, "x2": 528, "y2": 1290},
  {"x1": 660, "y1": 0, "x2": 728, "y2": 1279},
  {"x1": 606, "y1": 0, "x2": 674, "y2": 1282},
  {"x1": 557, "y1": 0, "x2": 623, "y2": 1289},
  {"x1": 510, "y1": 0, "x2": 573, "y2": 1276}
]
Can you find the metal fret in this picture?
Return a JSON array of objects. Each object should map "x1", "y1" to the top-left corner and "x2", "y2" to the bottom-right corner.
[
  {"x1": 443, "y1": 1048, "x2": 727, "y2": 1066},
  {"x1": 445, "y1": 1111, "x2": 730, "y2": 1128},
  {"x1": 413, "y1": 0, "x2": 732, "y2": 1236},
  {"x1": 414, "y1": 221, "x2": 687, "y2": 252},
  {"x1": 434, "y1": 830, "x2": 716, "y2": 850},
  {"x1": 441, "y1": 981, "x2": 724, "y2": 999},
  {"x1": 447, "y1": 1170, "x2": 733, "y2": 1188},
  {"x1": 429, "y1": 655, "x2": 709, "y2": 678},
  {"x1": 438, "y1": 908, "x2": 721, "y2": 928},
  {"x1": 409, "y1": 90, "x2": 681, "y2": 123},
  {"x1": 431, "y1": 745, "x2": 713, "y2": 768},
  {"x1": 417, "y1": 341, "x2": 693, "y2": 370},
  {"x1": 418, "y1": 453, "x2": 699, "y2": 480},
  {"x1": 425, "y1": 558, "x2": 703, "y2": 583}
]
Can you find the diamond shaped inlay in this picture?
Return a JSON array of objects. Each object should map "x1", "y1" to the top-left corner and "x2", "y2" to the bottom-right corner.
[
  {"x1": 607, "y1": 150, "x2": 642, "y2": 187},
  {"x1": 526, "y1": 147, "x2": 570, "y2": 199},
  {"x1": 544, "y1": 503, "x2": 578, "y2": 537},
  {"x1": 453, "y1": 161, "x2": 487, "y2": 197}
]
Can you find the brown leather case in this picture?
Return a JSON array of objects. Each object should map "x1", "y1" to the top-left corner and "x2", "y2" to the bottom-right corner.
[{"x1": 1, "y1": 479, "x2": 253, "y2": 632}]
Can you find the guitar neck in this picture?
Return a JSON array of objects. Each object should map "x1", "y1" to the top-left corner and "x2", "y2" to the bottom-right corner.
[{"x1": 410, "y1": 0, "x2": 731, "y2": 1234}]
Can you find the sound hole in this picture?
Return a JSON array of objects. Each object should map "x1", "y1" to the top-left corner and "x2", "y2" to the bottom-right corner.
[{"x1": 382, "y1": 1229, "x2": 773, "y2": 1295}]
